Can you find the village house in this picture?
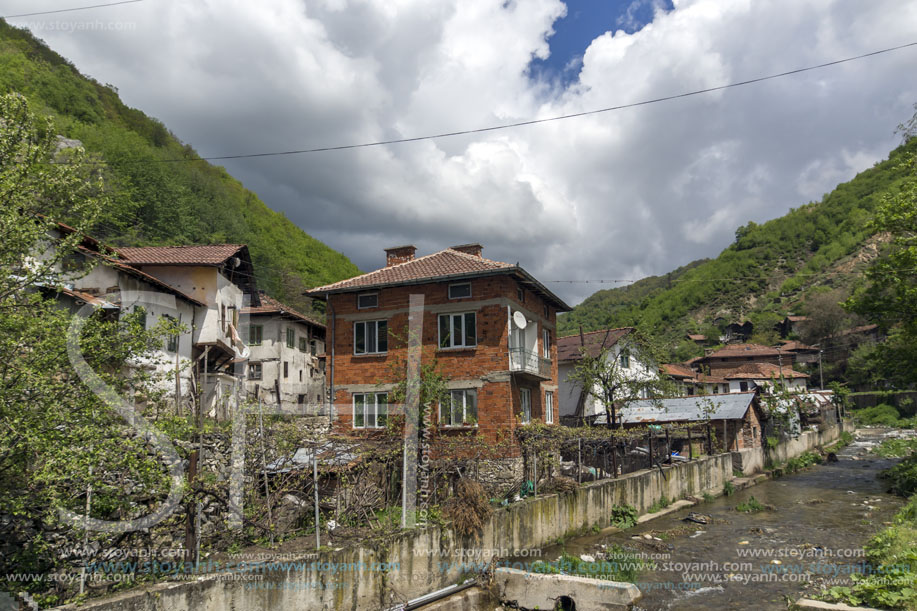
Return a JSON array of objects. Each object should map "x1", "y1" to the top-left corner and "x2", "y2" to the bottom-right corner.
[
  {"x1": 776, "y1": 314, "x2": 808, "y2": 338},
  {"x1": 556, "y1": 328, "x2": 658, "y2": 425},
  {"x1": 242, "y1": 292, "x2": 326, "y2": 416},
  {"x1": 694, "y1": 343, "x2": 793, "y2": 372},
  {"x1": 776, "y1": 340, "x2": 820, "y2": 365},
  {"x1": 596, "y1": 391, "x2": 766, "y2": 451},
  {"x1": 660, "y1": 364, "x2": 730, "y2": 396},
  {"x1": 721, "y1": 320, "x2": 754, "y2": 343},
  {"x1": 42, "y1": 223, "x2": 206, "y2": 408},
  {"x1": 306, "y1": 244, "x2": 571, "y2": 451},
  {"x1": 723, "y1": 362, "x2": 808, "y2": 393},
  {"x1": 116, "y1": 245, "x2": 259, "y2": 417}
]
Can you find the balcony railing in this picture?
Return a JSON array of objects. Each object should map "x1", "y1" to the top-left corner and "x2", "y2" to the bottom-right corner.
[{"x1": 509, "y1": 348, "x2": 552, "y2": 378}]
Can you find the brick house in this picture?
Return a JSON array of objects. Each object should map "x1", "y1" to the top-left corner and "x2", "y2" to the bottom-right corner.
[{"x1": 306, "y1": 244, "x2": 571, "y2": 449}]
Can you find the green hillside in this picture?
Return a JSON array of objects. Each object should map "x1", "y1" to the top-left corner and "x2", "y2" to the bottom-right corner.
[
  {"x1": 559, "y1": 136, "x2": 917, "y2": 353},
  {"x1": 0, "y1": 21, "x2": 360, "y2": 310}
]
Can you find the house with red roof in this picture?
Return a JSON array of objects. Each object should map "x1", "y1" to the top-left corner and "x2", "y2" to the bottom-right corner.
[
  {"x1": 242, "y1": 292, "x2": 326, "y2": 416},
  {"x1": 307, "y1": 244, "x2": 571, "y2": 449},
  {"x1": 556, "y1": 328, "x2": 659, "y2": 424}
]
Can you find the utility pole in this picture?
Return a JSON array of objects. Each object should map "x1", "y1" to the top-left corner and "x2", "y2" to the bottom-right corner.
[{"x1": 818, "y1": 350, "x2": 825, "y2": 390}]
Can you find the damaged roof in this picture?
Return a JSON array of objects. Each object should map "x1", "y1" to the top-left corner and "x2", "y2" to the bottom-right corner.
[{"x1": 595, "y1": 391, "x2": 758, "y2": 424}]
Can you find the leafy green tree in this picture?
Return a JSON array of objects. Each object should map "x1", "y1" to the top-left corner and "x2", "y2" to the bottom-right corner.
[
  {"x1": 0, "y1": 93, "x2": 174, "y2": 604},
  {"x1": 845, "y1": 152, "x2": 917, "y2": 387},
  {"x1": 567, "y1": 333, "x2": 674, "y2": 428}
]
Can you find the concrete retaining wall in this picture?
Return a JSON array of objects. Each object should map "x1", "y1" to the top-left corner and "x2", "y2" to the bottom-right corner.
[
  {"x1": 57, "y1": 423, "x2": 845, "y2": 611},
  {"x1": 732, "y1": 422, "x2": 846, "y2": 476}
]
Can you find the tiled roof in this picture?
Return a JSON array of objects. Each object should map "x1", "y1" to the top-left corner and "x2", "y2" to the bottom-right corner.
[
  {"x1": 835, "y1": 324, "x2": 879, "y2": 337},
  {"x1": 704, "y1": 343, "x2": 782, "y2": 359},
  {"x1": 118, "y1": 244, "x2": 246, "y2": 266},
  {"x1": 778, "y1": 340, "x2": 818, "y2": 352},
  {"x1": 243, "y1": 293, "x2": 325, "y2": 328},
  {"x1": 661, "y1": 363, "x2": 696, "y2": 378},
  {"x1": 686, "y1": 334, "x2": 707, "y2": 341},
  {"x1": 556, "y1": 328, "x2": 633, "y2": 361},
  {"x1": 722, "y1": 362, "x2": 808, "y2": 380},
  {"x1": 596, "y1": 392, "x2": 758, "y2": 424},
  {"x1": 307, "y1": 247, "x2": 571, "y2": 311},
  {"x1": 786, "y1": 315, "x2": 808, "y2": 322},
  {"x1": 79, "y1": 247, "x2": 206, "y2": 307}
]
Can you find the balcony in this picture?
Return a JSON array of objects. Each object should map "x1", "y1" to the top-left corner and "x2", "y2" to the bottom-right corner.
[{"x1": 509, "y1": 348, "x2": 552, "y2": 380}]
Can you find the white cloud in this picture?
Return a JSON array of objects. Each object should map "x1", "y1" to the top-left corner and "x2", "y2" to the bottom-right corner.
[{"x1": 7, "y1": 0, "x2": 917, "y2": 305}]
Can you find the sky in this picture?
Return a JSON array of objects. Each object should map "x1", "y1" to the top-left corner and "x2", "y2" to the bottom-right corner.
[{"x1": 5, "y1": 0, "x2": 917, "y2": 305}]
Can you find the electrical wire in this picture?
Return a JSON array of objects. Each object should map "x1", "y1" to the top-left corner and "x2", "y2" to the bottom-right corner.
[
  {"x1": 56, "y1": 39, "x2": 917, "y2": 165},
  {"x1": 0, "y1": 0, "x2": 143, "y2": 19}
]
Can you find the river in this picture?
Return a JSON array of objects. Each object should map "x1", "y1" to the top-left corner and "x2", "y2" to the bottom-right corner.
[{"x1": 540, "y1": 429, "x2": 905, "y2": 610}]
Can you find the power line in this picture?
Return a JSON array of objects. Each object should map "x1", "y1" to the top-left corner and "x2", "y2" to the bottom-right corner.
[
  {"x1": 76, "y1": 40, "x2": 917, "y2": 165},
  {"x1": 0, "y1": 0, "x2": 143, "y2": 19}
]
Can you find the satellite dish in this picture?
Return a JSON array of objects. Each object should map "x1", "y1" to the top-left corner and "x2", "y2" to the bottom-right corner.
[{"x1": 512, "y1": 311, "x2": 527, "y2": 329}]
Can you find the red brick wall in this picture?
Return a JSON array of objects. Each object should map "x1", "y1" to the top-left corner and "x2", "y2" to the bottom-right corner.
[{"x1": 326, "y1": 275, "x2": 559, "y2": 449}]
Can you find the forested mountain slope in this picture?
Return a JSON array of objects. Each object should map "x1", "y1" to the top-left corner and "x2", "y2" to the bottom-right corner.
[
  {"x1": 559, "y1": 136, "x2": 917, "y2": 352},
  {"x1": 0, "y1": 21, "x2": 360, "y2": 309}
]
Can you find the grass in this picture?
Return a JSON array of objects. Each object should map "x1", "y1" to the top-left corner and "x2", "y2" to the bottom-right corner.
[
  {"x1": 873, "y1": 437, "x2": 917, "y2": 458},
  {"x1": 647, "y1": 495, "x2": 671, "y2": 514},
  {"x1": 702, "y1": 492, "x2": 715, "y2": 503},
  {"x1": 723, "y1": 481, "x2": 736, "y2": 497},
  {"x1": 821, "y1": 494, "x2": 917, "y2": 610},
  {"x1": 851, "y1": 404, "x2": 917, "y2": 428},
  {"x1": 824, "y1": 430, "x2": 854, "y2": 454},
  {"x1": 530, "y1": 546, "x2": 650, "y2": 583},
  {"x1": 735, "y1": 496, "x2": 768, "y2": 513}
]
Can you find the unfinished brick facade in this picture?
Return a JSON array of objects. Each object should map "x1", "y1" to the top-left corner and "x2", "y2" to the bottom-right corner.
[{"x1": 308, "y1": 247, "x2": 571, "y2": 456}]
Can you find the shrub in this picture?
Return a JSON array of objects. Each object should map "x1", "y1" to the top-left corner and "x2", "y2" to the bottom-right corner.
[
  {"x1": 735, "y1": 496, "x2": 768, "y2": 513},
  {"x1": 442, "y1": 478, "x2": 493, "y2": 536},
  {"x1": 610, "y1": 504, "x2": 638, "y2": 529},
  {"x1": 882, "y1": 454, "x2": 917, "y2": 497},
  {"x1": 647, "y1": 496, "x2": 671, "y2": 513},
  {"x1": 854, "y1": 404, "x2": 903, "y2": 426},
  {"x1": 723, "y1": 481, "x2": 736, "y2": 496}
]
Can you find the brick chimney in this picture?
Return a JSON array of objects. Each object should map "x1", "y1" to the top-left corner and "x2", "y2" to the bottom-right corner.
[
  {"x1": 384, "y1": 245, "x2": 416, "y2": 267},
  {"x1": 451, "y1": 243, "x2": 483, "y2": 257}
]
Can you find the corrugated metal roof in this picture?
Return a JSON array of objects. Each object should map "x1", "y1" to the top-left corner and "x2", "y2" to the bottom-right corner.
[
  {"x1": 594, "y1": 392, "x2": 757, "y2": 424},
  {"x1": 556, "y1": 328, "x2": 633, "y2": 361}
]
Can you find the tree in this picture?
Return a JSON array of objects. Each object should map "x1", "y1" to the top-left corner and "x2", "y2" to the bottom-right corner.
[
  {"x1": 798, "y1": 289, "x2": 859, "y2": 345},
  {"x1": 567, "y1": 331, "x2": 674, "y2": 428},
  {"x1": 0, "y1": 93, "x2": 174, "y2": 604},
  {"x1": 845, "y1": 151, "x2": 917, "y2": 387}
]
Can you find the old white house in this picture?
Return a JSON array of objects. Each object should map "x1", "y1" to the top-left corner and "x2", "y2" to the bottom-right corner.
[
  {"x1": 242, "y1": 293, "x2": 326, "y2": 416},
  {"x1": 557, "y1": 328, "x2": 658, "y2": 425}
]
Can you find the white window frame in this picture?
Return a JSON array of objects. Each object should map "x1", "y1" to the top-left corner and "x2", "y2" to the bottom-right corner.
[
  {"x1": 353, "y1": 392, "x2": 388, "y2": 429},
  {"x1": 354, "y1": 320, "x2": 388, "y2": 355},
  {"x1": 440, "y1": 389, "x2": 478, "y2": 427},
  {"x1": 520, "y1": 388, "x2": 531, "y2": 424},
  {"x1": 249, "y1": 324, "x2": 263, "y2": 346},
  {"x1": 448, "y1": 282, "x2": 472, "y2": 300},
  {"x1": 357, "y1": 292, "x2": 379, "y2": 309},
  {"x1": 545, "y1": 391, "x2": 554, "y2": 424},
  {"x1": 438, "y1": 312, "x2": 476, "y2": 349},
  {"x1": 542, "y1": 328, "x2": 551, "y2": 359}
]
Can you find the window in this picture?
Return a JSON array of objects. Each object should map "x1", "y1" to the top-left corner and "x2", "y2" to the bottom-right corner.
[
  {"x1": 286, "y1": 328, "x2": 295, "y2": 348},
  {"x1": 448, "y1": 283, "x2": 471, "y2": 299},
  {"x1": 542, "y1": 328, "x2": 551, "y2": 359},
  {"x1": 438, "y1": 313, "x2": 476, "y2": 349},
  {"x1": 620, "y1": 354, "x2": 630, "y2": 368},
  {"x1": 543, "y1": 304, "x2": 550, "y2": 317},
  {"x1": 517, "y1": 286, "x2": 525, "y2": 302},
  {"x1": 299, "y1": 337, "x2": 308, "y2": 352},
  {"x1": 249, "y1": 363, "x2": 262, "y2": 380},
  {"x1": 220, "y1": 304, "x2": 226, "y2": 332},
  {"x1": 354, "y1": 320, "x2": 388, "y2": 354},
  {"x1": 310, "y1": 340, "x2": 317, "y2": 356},
  {"x1": 545, "y1": 391, "x2": 554, "y2": 424},
  {"x1": 520, "y1": 388, "x2": 531, "y2": 424},
  {"x1": 353, "y1": 393, "x2": 388, "y2": 429},
  {"x1": 712, "y1": 385, "x2": 719, "y2": 394},
  {"x1": 249, "y1": 324, "x2": 263, "y2": 346},
  {"x1": 299, "y1": 370, "x2": 303, "y2": 382},
  {"x1": 440, "y1": 389, "x2": 478, "y2": 427},
  {"x1": 283, "y1": 361, "x2": 289, "y2": 378},
  {"x1": 163, "y1": 314, "x2": 178, "y2": 352},
  {"x1": 357, "y1": 293, "x2": 379, "y2": 309},
  {"x1": 740, "y1": 381, "x2": 749, "y2": 392}
]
